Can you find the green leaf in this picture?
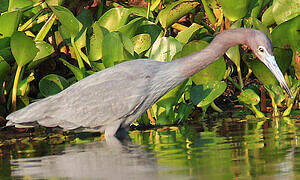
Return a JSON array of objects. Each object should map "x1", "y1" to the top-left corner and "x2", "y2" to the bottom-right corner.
[
  {"x1": 219, "y1": 0, "x2": 251, "y2": 21},
  {"x1": 39, "y1": 74, "x2": 69, "y2": 97},
  {"x1": 262, "y1": 5, "x2": 275, "y2": 26},
  {"x1": 9, "y1": 0, "x2": 33, "y2": 12},
  {"x1": 97, "y1": 7, "x2": 130, "y2": 31},
  {"x1": 88, "y1": 23, "x2": 109, "y2": 61},
  {"x1": 118, "y1": 17, "x2": 145, "y2": 39},
  {"x1": 0, "y1": 57, "x2": 10, "y2": 85},
  {"x1": 271, "y1": 16, "x2": 300, "y2": 52},
  {"x1": 243, "y1": 54, "x2": 277, "y2": 85},
  {"x1": 59, "y1": 58, "x2": 84, "y2": 81},
  {"x1": 250, "y1": 0, "x2": 264, "y2": 18},
  {"x1": 157, "y1": 80, "x2": 188, "y2": 108},
  {"x1": 17, "y1": 72, "x2": 35, "y2": 96},
  {"x1": 243, "y1": 17, "x2": 270, "y2": 37},
  {"x1": 238, "y1": 89, "x2": 260, "y2": 105},
  {"x1": 102, "y1": 32, "x2": 124, "y2": 67},
  {"x1": 51, "y1": 5, "x2": 82, "y2": 38},
  {"x1": 0, "y1": 0, "x2": 8, "y2": 13},
  {"x1": 45, "y1": 0, "x2": 64, "y2": 6},
  {"x1": 136, "y1": 22, "x2": 163, "y2": 45},
  {"x1": 132, "y1": 34, "x2": 151, "y2": 55},
  {"x1": 273, "y1": 48, "x2": 293, "y2": 74},
  {"x1": 176, "y1": 40, "x2": 226, "y2": 84},
  {"x1": 77, "y1": 9, "x2": 93, "y2": 28},
  {"x1": 158, "y1": 0, "x2": 200, "y2": 29},
  {"x1": 33, "y1": 41, "x2": 54, "y2": 61},
  {"x1": 0, "y1": 11, "x2": 21, "y2": 38},
  {"x1": 10, "y1": 32, "x2": 39, "y2": 67},
  {"x1": 128, "y1": 6, "x2": 154, "y2": 18},
  {"x1": 191, "y1": 81, "x2": 226, "y2": 107},
  {"x1": 119, "y1": 32, "x2": 134, "y2": 56},
  {"x1": 149, "y1": 37, "x2": 183, "y2": 62},
  {"x1": 27, "y1": 41, "x2": 55, "y2": 69},
  {"x1": 272, "y1": 0, "x2": 300, "y2": 25},
  {"x1": 175, "y1": 23, "x2": 202, "y2": 44},
  {"x1": 264, "y1": 84, "x2": 285, "y2": 105}
]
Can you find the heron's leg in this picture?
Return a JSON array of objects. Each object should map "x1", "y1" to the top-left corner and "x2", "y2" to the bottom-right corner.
[
  {"x1": 104, "y1": 120, "x2": 122, "y2": 139},
  {"x1": 104, "y1": 121, "x2": 123, "y2": 146}
]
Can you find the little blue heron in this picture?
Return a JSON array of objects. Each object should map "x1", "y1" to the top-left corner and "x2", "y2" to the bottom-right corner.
[{"x1": 6, "y1": 28, "x2": 292, "y2": 140}]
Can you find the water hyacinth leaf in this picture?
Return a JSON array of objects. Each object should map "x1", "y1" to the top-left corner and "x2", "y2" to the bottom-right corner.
[
  {"x1": 88, "y1": 23, "x2": 109, "y2": 61},
  {"x1": 262, "y1": 5, "x2": 275, "y2": 26},
  {"x1": 77, "y1": 9, "x2": 93, "y2": 28},
  {"x1": 45, "y1": 0, "x2": 64, "y2": 6},
  {"x1": 175, "y1": 23, "x2": 202, "y2": 44},
  {"x1": 296, "y1": 52, "x2": 300, "y2": 80},
  {"x1": 91, "y1": 61, "x2": 105, "y2": 72},
  {"x1": 132, "y1": 34, "x2": 151, "y2": 55},
  {"x1": 219, "y1": 0, "x2": 251, "y2": 21},
  {"x1": 51, "y1": 6, "x2": 82, "y2": 38},
  {"x1": 177, "y1": 40, "x2": 225, "y2": 84},
  {"x1": 158, "y1": 1, "x2": 200, "y2": 29},
  {"x1": 244, "y1": 55, "x2": 278, "y2": 85},
  {"x1": 39, "y1": 74, "x2": 69, "y2": 97},
  {"x1": 238, "y1": 89, "x2": 260, "y2": 106},
  {"x1": 136, "y1": 22, "x2": 163, "y2": 45},
  {"x1": 250, "y1": 0, "x2": 264, "y2": 18},
  {"x1": 271, "y1": 16, "x2": 300, "y2": 52},
  {"x1": 0, "y1": 11, "x2": 21, "y2": 38},
  {"x1": 119, "y1": 33, "x2": 134, "y2": 56},
  {"x1": 128, "y1": 6, "x2": 154, "y2": 18},
  {"x1": 34, "y1": 41, "x2": 55, "y2": 61},
  {"x1": 243, "y1": 17, "x2": 270, "y2": 37},
  {"x1": 17, "y1": 73, "x2": 35, "y2": 96},
  {"x1": 149, "y1": 37, "x2": 183, "y2": 62},
  {"x1": 8, "y1": 0, "x2": 34, "y2": 12},
  {"x1": 264, "y1": 84, "x2": 285, "y2": 105},
  {"x1": 59, "y1": 58, "x2": 84, "y2": 81},
  {"x1": 0, "y1": 57, "x2": 10, "y2": 84},
  {"x1": 273, "y1": 48, "x2": 293, "y2": 74},
  {"x1": 10, "y1": 32, "x2": 38, "y2": 67},
  {"x1": 272, "y1": 0, "x2": 300, "y2": 25},
  {"x1": 244, "y1": 49, "x2": 292, "y2": 86},
  {"x1": 156, "y1": 80, "x2": 188, "y2": 108},
  {"x1": 190, "y1": 81, "x2": 226, "y2": 107},
  {"x1": 0, "y1": 0, "x2": 8, "y2": 13},
  {"x1": 102, "y1": 32, "x2": 124, "y2": 67},
  {"x1": 97, "y1": 7, "x2": 130, "y2": 31},
  {"x1": 118, "y1": 17, "x2": 145, "y2": 39},
  {"x1": 27, "y1": 41, "x2": 55, "y2": 69}
]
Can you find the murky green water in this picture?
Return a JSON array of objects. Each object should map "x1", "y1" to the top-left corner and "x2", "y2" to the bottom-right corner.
[{"x1": 1, "y1": 117, "x2": 300, "y2": 179}]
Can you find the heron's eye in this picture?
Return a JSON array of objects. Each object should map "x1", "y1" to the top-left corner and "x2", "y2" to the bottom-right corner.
[{"x1": 258, "y1": 47, "x2": 264, "y2": 53}]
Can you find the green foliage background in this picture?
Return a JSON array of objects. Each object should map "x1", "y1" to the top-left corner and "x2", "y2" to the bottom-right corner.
[{"x1": 0, "y1": 0, "x2": 299, "y2": 126}]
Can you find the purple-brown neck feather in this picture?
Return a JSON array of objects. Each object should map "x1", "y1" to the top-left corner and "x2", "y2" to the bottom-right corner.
[{"x1": 176, "y1": 28, "x2": 252, "y2": 78}]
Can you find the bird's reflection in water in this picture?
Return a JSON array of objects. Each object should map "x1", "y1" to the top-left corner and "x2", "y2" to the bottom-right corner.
[{"x1": 10, "y1": 138, "x2": 173, "y2": 180}]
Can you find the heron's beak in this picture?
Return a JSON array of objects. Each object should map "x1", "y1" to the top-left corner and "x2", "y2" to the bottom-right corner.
[{"x1": 262, "y1": 54, "x2": 293, "y2": 98}]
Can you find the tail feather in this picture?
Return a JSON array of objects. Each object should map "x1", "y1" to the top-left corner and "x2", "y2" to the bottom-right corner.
[{"x1": 6, "y1": 97, "x2": 53, "y2": 125}]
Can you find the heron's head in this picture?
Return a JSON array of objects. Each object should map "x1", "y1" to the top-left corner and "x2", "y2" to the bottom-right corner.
[{"x1": 248, "y1": 30, "x2": 293, "y2": 98}]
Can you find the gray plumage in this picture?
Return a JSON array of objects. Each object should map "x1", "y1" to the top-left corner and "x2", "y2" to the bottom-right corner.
[{"x1": 6, "y1": 28, "x2": 292, "y2": 138}]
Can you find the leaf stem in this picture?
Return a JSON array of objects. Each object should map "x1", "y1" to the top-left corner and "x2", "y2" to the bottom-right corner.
[
  {"x1": 12, "y1": 65, "x2": 22, "y2": 111},
  {"x1": 34, "y1": 13, "x2": 56, "y2": 41},
  {"x1": 211, "y1": 101, "x2": 223, "y2": 112},
  {"x1": 237, "y1": 66, "x2": 244, "y2": 89},
  {"x1": 201, "y1": 0, "x2": 216, "y2": 24},
  {"x1": 71, "y1": 37, "x2": 85, "y2": 70}
]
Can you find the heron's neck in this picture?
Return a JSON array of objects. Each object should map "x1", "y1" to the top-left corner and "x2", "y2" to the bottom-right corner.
[{"x1": 174, "y1": 28, "x2": 251, "y2": 79}]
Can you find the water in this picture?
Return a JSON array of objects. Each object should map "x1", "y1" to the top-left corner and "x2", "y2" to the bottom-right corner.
[{"x1": 1, "y1": 117, "x2": 300, "y2": 179}]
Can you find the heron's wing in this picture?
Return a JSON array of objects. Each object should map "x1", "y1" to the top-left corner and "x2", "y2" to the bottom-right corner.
[{"x1": 36, "y1": 68, "x2": 149, "y2": 129}]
